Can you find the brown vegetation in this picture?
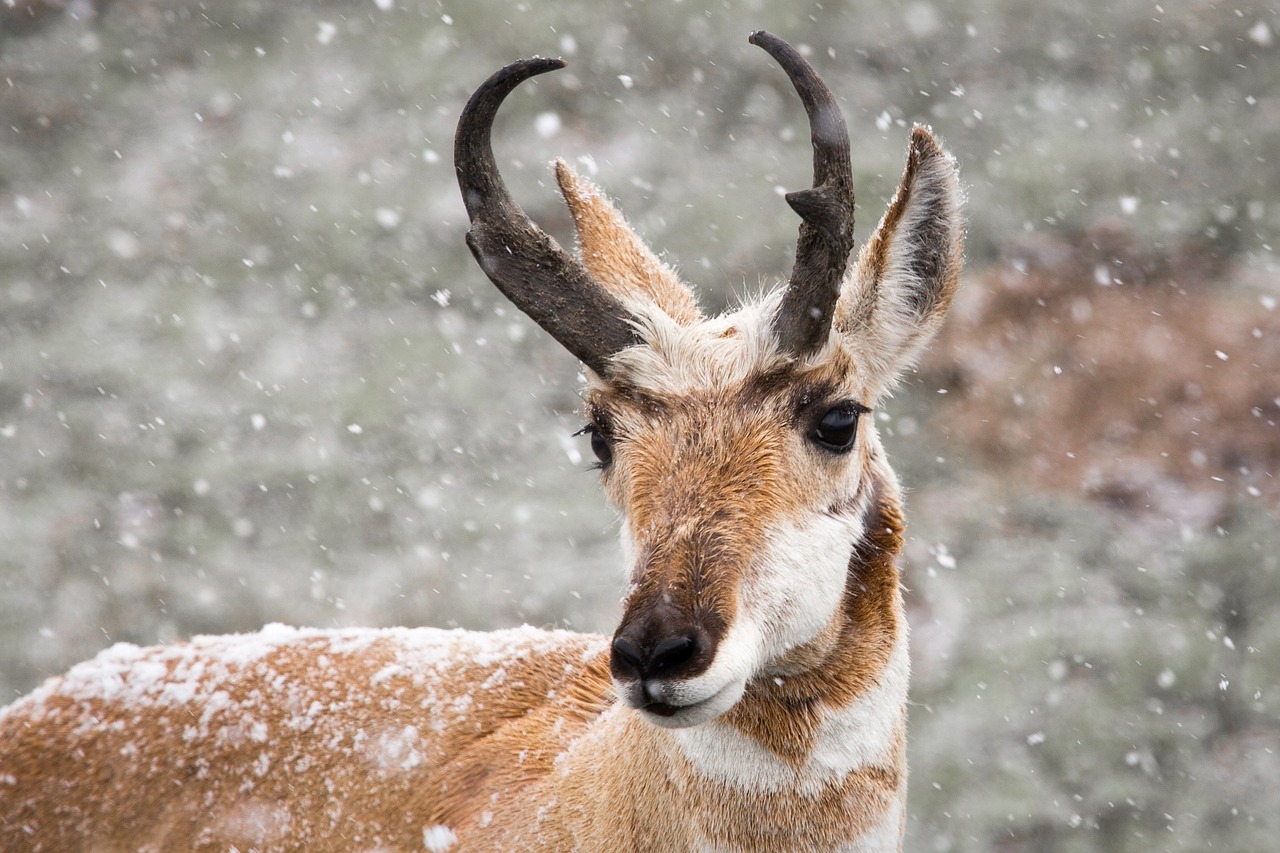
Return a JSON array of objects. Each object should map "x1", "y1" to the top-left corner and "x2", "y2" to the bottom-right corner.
[{"x1": 922, "y1": 223, "x2": 1279, "y2": 525}]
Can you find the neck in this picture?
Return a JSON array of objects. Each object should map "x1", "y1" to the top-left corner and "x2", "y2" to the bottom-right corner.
[{"x1": 686, "y1": 474, "x2": 907, "y2": 771}]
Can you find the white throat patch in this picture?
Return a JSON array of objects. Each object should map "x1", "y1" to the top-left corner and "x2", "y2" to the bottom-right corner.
[{"x1": 672, "y1": 635, "x2": 909, "y2": 795}]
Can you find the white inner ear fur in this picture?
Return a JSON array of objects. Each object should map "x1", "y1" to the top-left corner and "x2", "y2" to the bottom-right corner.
[{"x1": 839, "y1": 127, "x2": 964, "y2": 398}]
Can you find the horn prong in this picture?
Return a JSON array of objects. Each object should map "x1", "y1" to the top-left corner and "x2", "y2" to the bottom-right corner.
[{"x1": 749, "y1": 31, "x2": 856, "y2": 357}]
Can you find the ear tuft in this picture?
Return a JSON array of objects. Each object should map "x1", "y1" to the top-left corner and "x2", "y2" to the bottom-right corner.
[
  {"x1": 836, "y1": 126, "x2": 964, "y2": 391},
  {"x1": 555, "y1": 160, "x2": 702, "y2": 325}
]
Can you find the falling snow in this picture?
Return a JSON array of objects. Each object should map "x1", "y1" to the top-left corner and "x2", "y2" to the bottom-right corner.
[{"x1": 0, "y1": 2, "x2": 1277, "y2": 852}]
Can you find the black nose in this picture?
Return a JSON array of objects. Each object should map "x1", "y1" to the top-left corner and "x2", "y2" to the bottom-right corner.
[{"x1": 611, "y1": 631, "x2": 700, "y2": 682}]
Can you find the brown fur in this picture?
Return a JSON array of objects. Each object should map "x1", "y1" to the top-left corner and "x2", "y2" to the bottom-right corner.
[
  {"x1": 2, "y1": 629, "x2": 610, "y2": 851},
  {"x1": 0, "y1": 351, "x2": 914, "y2": 853},
  {"x1": 0, "y1": 556, "x2": 903, "y2": 853},
  {"x1": 556, "y1": 160, "x2": 702, "y2": 325}
]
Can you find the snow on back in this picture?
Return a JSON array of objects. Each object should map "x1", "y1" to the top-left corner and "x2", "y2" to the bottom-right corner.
[
  {"x1": 8, "y1": 623, "x2": 608, "y2": 726},
  {"x1": 17, "y1": 623, "x2": 318, "y2": 711},
  {"x1": 0, "y1": 618, "x2": 621, "y2": 847},
  {"x1": 0, "y1": 619, "x2": 612, "y2": 821}
]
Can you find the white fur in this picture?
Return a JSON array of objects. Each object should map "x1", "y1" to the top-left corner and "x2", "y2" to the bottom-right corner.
[
  {"x1": 747, "y1": 512, "x2": 868, "y2": 665},
  {"x1": 605, "y1": 292, "x2": 865, "y2": 400},
  {"x1": 672, "y1": 637, "x2": 909, "y2": 795},
  {"x1": 603, "y1": 292, "x2": 789, "y2": 396},
  {"x1": 838, "y1": 796, "x2": 905, "y2": 852},
  {"x1": 808, "y1": 634, "x2": 910, "y2": 778}
]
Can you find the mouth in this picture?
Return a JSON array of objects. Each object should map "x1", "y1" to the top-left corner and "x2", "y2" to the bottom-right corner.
[
  {"x1": 639, "y1": 699, "x2": 680, "y2": 717},
  {"x1": 623, "y1": 677, "x2": 746, "y2": 729}
]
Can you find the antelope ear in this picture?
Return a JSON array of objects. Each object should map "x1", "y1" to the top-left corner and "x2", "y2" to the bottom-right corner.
[
  {"x1": 836, "y1": 126, "x2": 964, "y2": 392},
  {"x1": 555, "y1": 160, "x2": 702, "y2": 325}
]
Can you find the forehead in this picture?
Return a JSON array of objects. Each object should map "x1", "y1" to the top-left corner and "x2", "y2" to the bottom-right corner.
[{"x1": 589, "y1": 299, "x2": 861, "y2": 407}]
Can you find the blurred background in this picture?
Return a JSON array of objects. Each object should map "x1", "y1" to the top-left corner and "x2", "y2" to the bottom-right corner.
[{"x1": 1, "y1": 0, "x2": 1277, "y2": 850}]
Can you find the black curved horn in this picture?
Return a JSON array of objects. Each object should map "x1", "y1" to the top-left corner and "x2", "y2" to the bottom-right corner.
[
  {"x1": 750, "y1": 31, "x2": 855, "y2": 357},
  {"x1": 455, "y1": 57, "x2": 640, "y2": 376}
]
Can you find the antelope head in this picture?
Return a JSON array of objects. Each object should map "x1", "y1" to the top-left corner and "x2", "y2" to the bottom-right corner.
[{"x1": 456, "y1": 32, "x2": 963, "y2": 730}]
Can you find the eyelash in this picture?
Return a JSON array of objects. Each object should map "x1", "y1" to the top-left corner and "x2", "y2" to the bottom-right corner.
[{"x1": 575, "y1": 422, "x2": 613, "y2": 470}]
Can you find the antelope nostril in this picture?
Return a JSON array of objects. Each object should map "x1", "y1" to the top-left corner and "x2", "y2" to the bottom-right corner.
[
  {"x1": 651, "y1": 636, "x2": 696, "y2": 673},
  {"x1": 611, "y1": 636, "x2": 646, "y2": 678},
  {"x1": 612, "y1": 633, "x2": 700, "y2": 682}
]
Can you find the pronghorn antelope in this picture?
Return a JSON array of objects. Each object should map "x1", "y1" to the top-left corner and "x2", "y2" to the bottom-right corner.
[{"x1": 0, "y1": 31, "x2": 962, "y2": 852}]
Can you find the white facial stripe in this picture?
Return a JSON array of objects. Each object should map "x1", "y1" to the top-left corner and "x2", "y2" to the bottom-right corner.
[
  {"x1": 618, "y1": 519, "x2": 641, "y2": 580},
  {"x1": 746, "y1": 511, "x2": 867, "y2": 663}
]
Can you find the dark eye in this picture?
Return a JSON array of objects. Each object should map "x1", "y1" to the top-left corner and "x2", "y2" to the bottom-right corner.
[
  {"x1": 589, "y1": 427, "x2": 613, "y2": 467},
  {"x1": 810, "y1": 405, "x2": 861, "y2": 453},
  {"x1": 576, "y1": 416, "x2": 614, "y2": 469}
]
